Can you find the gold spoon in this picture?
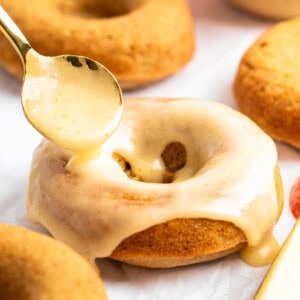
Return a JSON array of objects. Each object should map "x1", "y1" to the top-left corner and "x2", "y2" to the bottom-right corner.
[{"x1": 0, "y1": 6, "x2": 123, "y2": 153}]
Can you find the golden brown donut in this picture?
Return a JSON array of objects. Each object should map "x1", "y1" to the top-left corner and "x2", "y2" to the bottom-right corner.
[
  {"x1": 0, "y1": 223, "x2": 107, "y2": 300},
  {"x1": 27, "y1": 98, "x2": 283, "y2": 268},
  {"x1": 0, "y1": 0, "x2": 195, "y2": 89},
  {"x1": 227, "y1": 0, "x2": 300, "y2": 20},
  {"x1": 234, "y1": 18, "x2": 300, "y2": 149}
]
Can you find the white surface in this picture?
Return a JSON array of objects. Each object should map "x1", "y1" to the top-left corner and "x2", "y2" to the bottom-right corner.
[{"x1": 0, "y1": 0, "x2": 299, "y2": 299}]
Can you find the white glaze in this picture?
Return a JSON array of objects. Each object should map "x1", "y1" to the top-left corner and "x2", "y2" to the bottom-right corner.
[
  {"x1": 22, "y1": 49, "x2": 122, "y2": 153},
  {"x1": 27, "y1": 98, "x2": 281, "y2": 261}
]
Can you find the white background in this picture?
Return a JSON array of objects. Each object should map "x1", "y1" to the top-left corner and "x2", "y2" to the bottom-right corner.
[{"x1": 0, "y1": 0, "x2": 299, "y2": 299}]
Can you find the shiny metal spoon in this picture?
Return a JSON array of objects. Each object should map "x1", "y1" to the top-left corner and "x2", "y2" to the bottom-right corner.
[{"x1": 0, "y1": 6, "x2": 123, "y2": 153}]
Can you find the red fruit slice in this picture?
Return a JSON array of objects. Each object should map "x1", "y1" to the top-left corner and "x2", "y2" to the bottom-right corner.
[{"x1": 290, "y1": 177, "x2": 300, "y2": 219}]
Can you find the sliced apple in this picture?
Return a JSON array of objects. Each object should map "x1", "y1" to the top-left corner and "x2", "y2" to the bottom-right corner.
[{"x1": 255, "y1": 219, "x2": 300, "y2": 299}]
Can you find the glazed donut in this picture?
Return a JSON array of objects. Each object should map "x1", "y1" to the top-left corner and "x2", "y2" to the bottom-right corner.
[
  {"x1": 234, "y1": 18, "x2": 300, "y2": 149},
  {"x1": 227, "y1": 0, "x2": 300, "y2": 19},
  {"x1": 27, "y1": 98, "x2": 283, "y2": 268},
  {"x1": 0, "y1": 0, "x2": 195, "y2": 89},
  {"x1": 0, "y1": 223, "x2": 107, "y2": 299}
]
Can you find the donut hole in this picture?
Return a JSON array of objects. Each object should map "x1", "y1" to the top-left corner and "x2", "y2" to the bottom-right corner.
[
  {"x1": 58, "y1": 0, "x2": 143, "y2": 18},
  {"x1": 112, "y1": 142, "x2": 187, "y2": 184},
  {"x1": 161, "y1": 142, "x2": 187, "y2": 183}
]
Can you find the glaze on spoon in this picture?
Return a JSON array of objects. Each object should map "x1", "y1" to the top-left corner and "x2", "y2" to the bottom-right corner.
[{"x1": 0, "y1": 6, "x2": 123, "y2": 157}]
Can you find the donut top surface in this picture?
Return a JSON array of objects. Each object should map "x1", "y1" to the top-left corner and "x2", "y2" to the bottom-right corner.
[
  {"x1": 22, "y1": 49, "x2": 123, "y2": 154},
  {"x1": 27, "y1": 98, "x2": 282, "y2": 265}
]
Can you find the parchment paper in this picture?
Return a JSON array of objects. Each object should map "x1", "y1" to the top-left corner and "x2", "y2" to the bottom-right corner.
[{"x1": 0, "y1": 0, "x2": 299, "y2": 299}]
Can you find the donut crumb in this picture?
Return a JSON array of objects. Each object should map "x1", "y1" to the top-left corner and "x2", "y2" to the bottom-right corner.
[{"x1": 112, "y1": 152, "x2": 142, "y2": 181}]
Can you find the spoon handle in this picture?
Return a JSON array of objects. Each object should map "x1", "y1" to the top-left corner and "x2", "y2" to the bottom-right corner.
[{"x1": 0, "y1": 6, "x2": 31, "y2": 65}]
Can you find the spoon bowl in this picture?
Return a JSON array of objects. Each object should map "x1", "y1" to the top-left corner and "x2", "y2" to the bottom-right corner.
[{"x1": 0, "y1": 6, "x2": 123, "y2": 153}]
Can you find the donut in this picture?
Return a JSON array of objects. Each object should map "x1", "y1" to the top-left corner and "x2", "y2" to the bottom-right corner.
[
  {"x1": 0, "y1": 0, "x2": 195, "y2": 89},
  {"x1": 0, "y1": 223, "x2": 107, "y2": 299},
  {"x1": 27, "y1": 98, "x2": 283, "y2": 268},
  {"x1": 227, "y1": 0, "x2": 300, "y2": 19},
  {"x1": 233, "y1": 18, "x2": 300, "y2": 149}
]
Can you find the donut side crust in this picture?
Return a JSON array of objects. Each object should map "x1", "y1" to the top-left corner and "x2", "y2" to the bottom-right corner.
[
  {"x1": 110, "y1": 164, "x2": 283, "y2": 268},
  {"x1": 110, "y1": 218, "x2": 247, "y2": 268},
  {"x1": 233, "y1": 18, "x2": 300, "y2": 148}
]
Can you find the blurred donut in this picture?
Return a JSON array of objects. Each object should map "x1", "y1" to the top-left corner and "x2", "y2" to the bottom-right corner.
[
  {"x1": 0, "y1": 223, "x2": 107, "y2": 299},
  {"x1": 234, "y1": 18, "x2": 300, "y2": 148},
  {"x1": 228, "y1": 0, "x2": 300, "y2": 19},
  {"x1": 0, "y1": 0, "x2": 195, "y2": 89}
]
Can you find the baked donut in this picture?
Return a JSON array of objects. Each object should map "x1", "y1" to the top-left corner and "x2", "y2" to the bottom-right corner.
[
  {"x1": 233, "y1": 18, "x2": 300, "y2": 149},
  {"x1": 0, "y1": 223, "x2": 107, "y2": 299},
  {"x1": 0, "y1": 0, "x2": 195, "y2": 89},
  {"x1": 227, "y1": 0, "x2": 300, "y2": 19},
  {"x1": 27, "y1": 98, "x2": 283, "y2": 268}
]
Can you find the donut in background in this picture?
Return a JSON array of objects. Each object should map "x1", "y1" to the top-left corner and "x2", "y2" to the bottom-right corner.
[
  {"x1": 0, "y1": 0, "x2": 195, "y2": 89},
  {"x1": 228, "y1": 0, "x2": 300, "y2": 20},
  {"x1": 0, "y1": 223, "x2": 107, "y2": 300},
  {"x1": 234, "y1": 18, "x2": 300, "y2": 149}
]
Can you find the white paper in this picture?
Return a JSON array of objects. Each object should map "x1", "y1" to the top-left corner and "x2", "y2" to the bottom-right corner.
[{"x1": 0, "y1": 0, "x2": 299, "y2": 299}]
